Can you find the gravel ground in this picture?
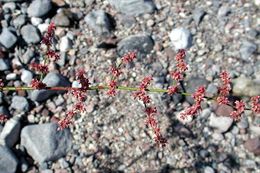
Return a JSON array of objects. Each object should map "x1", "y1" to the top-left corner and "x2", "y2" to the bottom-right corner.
[{"x1": 0, "y1": 0, "x2": 259, "y2": 173}]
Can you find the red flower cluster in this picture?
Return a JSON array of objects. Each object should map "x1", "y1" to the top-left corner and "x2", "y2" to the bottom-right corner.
[
  {"x1": 133, "y1": 76, "x2": 153, "y2": 104},
  {"x1": 41, "y1": 22, "x2": 56, "y2": 47},
  {"x1": 168, "y1": 49, "x2": 187, "y2": 95},
  {"x1": 180, "y1": 86, "x2": 206, "y2": 120},
  {"x1": 230, "y1": 100, "x2": 245, "y2": 121},
  {"x1": 145, "y1": 107, "x2": 167, "y2": 147},
  {"x1": 107, "y1": 80, "x2": 117, "y2": 96},
  {"x1": 58, "y1": 69, "x2": 89, "y2": 130},
  {"x1": 31, "y1": 79, "x2": 47, "y2": 89},
  {"x1": 217, "y1": 71, "x2": 231, "y2": 105},
  {"x1": 30, "y1": 62, "x2": 49, "y2": 74},
  {"x1": 0, "y1": 114, "x2": 8, "y2": 123},
  {"x1": 250, "y1": 96, "x2": 260, "y2": 114},
  {"x1": 121, "y1": 51, "x2": 137, "y2": 64}
]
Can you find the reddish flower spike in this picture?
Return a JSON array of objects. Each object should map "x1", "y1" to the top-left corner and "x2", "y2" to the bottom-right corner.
[
  {"x1": 0, "y1": 114, "x2": 8, "y2": 123},
  {"x1": 251, "y1": 96, "x2": 260, "y2": 114},
  {"x1": 31, "y1": 79, "x2": 46, "y2": 89}
]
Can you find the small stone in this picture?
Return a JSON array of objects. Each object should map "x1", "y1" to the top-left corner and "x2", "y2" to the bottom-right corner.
[
  {"x1": 239, "y1": 41, "x2": 257, "y2": 61},
  {"x1": 218, "y1": 6, "x2": 231, "y2": 17},
  {"x1": 13, "y1": 14, "x2": 26, "y2": 28},
  {"x1": 209, "y1": 113, "x2": 233, "y2": 133},
  {"x1": 31, "y1": 17, "x2": 43, "y2": 26},
  {"x1": 84, "y1": 10, "x2": 113, "y2": 35},
  {"x1": 21, "y1": 48, "x2": 34, "y2": 64},
  {"x1": 21, "y1": 24, "x2": 41, "y2": 44},
  {"x1": 0, "y1": 116, "x2": 21, "y2": 148},
  {"x1": 177, "y1": 110, "x2": 193, "y2": 124},
  {"x1": 117, "y1": 34, "x2": 154, "y2": 58},
  {"x1": 215, "y1": 104, "x2": 233, "y2": 117},
  {"x1": 0, "y1": 146, "x2": 18, "y2": 173},
  {"x1": 237, "y1": 116, "x2": 249, "y2": 129},
  {"x1": 52, "y1": 10, "x2": 71, "y2": 27},
  {"x1": 204, "y1": 166, "x2": 215, "y2": 173},
  {"x1": 6, "y1": 73, "x2": 17, "y2": 80},
  {"x1": 27, "y1": 0, "x2": 52, "y2": 17},
  {"x1": 169, "y1": 28, "x2": 192, "y2": 50},
  {"x1": 21, "y1": 69, "x2": 33, "y2": 85},
  {"x1": 192, "y1": 8, "x2": 206, "y2": 25},
  {"x1": 108, "y1": 0, "x2": 156, "y2": 16},
  {"x1": 59, "y1": 36, "x2": 72, "y2": 52},
  {"x1": 244, "y1": 137, "x2": 260, "y2": 155},
  {"x1": 0, "y1": 28, "x2": 17, "y2": 49},
  {"x1": 3, "y1": 2, "x2": 16, "y2": 11},
  {"x1": 59, "y1": 158, "x2": 69, "y2": 168},
  {"x1": 0, "y1": 58, "x2": 10, "y2": 71},
  {"x1": 11, "y1": 96, "x2": 29, "y2": 112},
  {"x1": 20, "y1": 123, "x2": 72, "y2": 162}
]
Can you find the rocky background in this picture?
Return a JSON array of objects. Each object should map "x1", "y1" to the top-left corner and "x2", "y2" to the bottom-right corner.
[{"x1": 0, "y1": 0, "x2": 259, "y2": 173}]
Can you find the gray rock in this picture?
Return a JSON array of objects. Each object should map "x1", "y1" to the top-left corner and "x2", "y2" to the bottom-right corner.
[
  {"x1": 218, "y1": 6, "x2": 231, "y2": 17},
  {"x1": 0, "y1": 146, "x2": 18, "y2": 173},
  {"x1": 21, "y1": 48, "x2": 34, "y2": 64},
  {"x1": 0, "y1": 116, "x2": 21, "y2": 147},
  {"x1": 0, "y1": 0, "x2": 23, "y2": 1},
  {"x1": 21, "y1": 69, "x2": 33, "y2": 84},
  {"x1": 0, "y1": 28, "x2": 17, "y2": 49},
  {"x1": 117, "y1": 34, "x2": 154, "y2": 58},
  {"x1": 59, "y1": 36, "x2": 72, "y2": 52},
  {"x1": 204, "y1": 166, "x2": 215, "y2": 173},
  {"x1": 6, "y1": 73, "x2": 17, "y2": 80},
  {"x1": 169, "y1": 28, "x2": 192, "y2": 50},
  {"x1": 20, "y1": 123, "x2": 72, "y2": 162},
  {"x1": 27, "y1": 0, "x2": 52, "y2": 17},
  {"x1": 192, "y1": 8, "x2": 206, "y2": 25},
  {"x1": 206, "y1": 83, "x2": 218, "y2": 98},
  {"x1": 239, "y1": 41, "x2": 257, "y2": 61},
  {"x1": 30, "y1": 72, "x2": 71, "y2": 102},
  {"x1": 233, "y1": 76, "x2": 260, "y2": 96},
  {"x1": 84, "y1": 10, "x2": 113, "y2": 35},
  {"x1": 30, "y1": 17, "x2": 43, "y2": 26},
  {"x1": 11, "y1": 96, "x2": 29, "y2": 111},
  {"x1": 237, "y1": 116, "x2": 249, "y2": 129},
  {"x1": 2, "y1": 2, "x2": 16, "y2": 11},
  {"x1": 52, "y1": 11, "x2": 71, "y2": 27},
  {"x1": 108, "y1": 0, "x2": 156, "y2": 16},
  {"x1": 209, "y1": 113, "x2": 233, "y2": 133},
  {"x1": 13, "y1": 14, "x2": 26, "y2": 28},
  {"x1": 0, "y1": 58, "x2": 10, "y2": 71},
  {"x1": 0, "y1": 106, "x2": 10, "y2": 117},
  {"x1": 21, "y1": 24, "x2": 41, "y2": 44},
  {"x1": 244, "y1": 137, "x2": 260, "y2": 155}
]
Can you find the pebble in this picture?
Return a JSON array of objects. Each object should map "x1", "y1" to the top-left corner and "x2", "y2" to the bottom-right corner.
[
  {"x1": 0, "y1": 146, "x2": 18, "y2": 173},
  {"x1": 21, "y1": 69, "x2": 33, "y2": 85},
  {"x1": 108, "y1": 0, "x2": 156, "y2": 16},
  {"x1": 117, "y1": 34, "x2": 154, "y2": 58},
  {"x1": 52, "y1": 10, "x2": 71, "y2": 27},
  {"x1": 209, "y1": 113, "x2": 233, "y2": 133},
  {"x1": 244, "y1": 137, "x2": 260, "y2": 155},
  {"x1": 239, "y1": 41, "x2": 257, "y2": 61},
  {"x1": 12, "y1": 14, "x2": 26, "y2": 28},
  {"x1": 169, "y1": 28, "x2": 192, "y2": 50},
  {"x1": 192, "y1": 8, "x2": 206, "y2": 25},
  {"x1": 0, "y1": 116, "x2": 21, "y2": 148},
  {"x1": 0, "y1": 28, "x2": 17, "y2": 49},
  {"x1": 84, "y1": 10, "x2": 113, "y2": 35},
  {"x1": 59, "y1": 36, "x2": 72, "y2": 52},
  {"x1": 0, "y1": 58, "x2": 10, "y2": 71},
  {"x1": 20, "y1": 123, "x2": 72, "y2": 162},
  {"x1": 11, "y1": 96, "x2": 29, "y2": 112},
  {"x1": 204, "y1": 166, "x2": 215, "y2": 173},
  {"x1": 233, "y1": 76, "x2": 260, "y2": 96},
  {"x1": 218, "y1": 6, "x2": 231, "y2": 17},
  {"x1": 27, "y1": 0, "x2": 52, "y2": 17},
  {"x1": 31, "y1": 17, "x2": 43, "y2": 26},
  {"x1": 6, "y1": 73, "x2": 17, "y2": 80},
  {"x1": 3, "y1": 2, "x2": 16, "y2": 11},
  {"x1": 21, "y1": 24, "x2": 41, "y2": 44}
]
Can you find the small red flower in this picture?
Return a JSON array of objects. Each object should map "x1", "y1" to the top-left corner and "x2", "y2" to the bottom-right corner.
[
  {"x1": 167, "y1": 85, "x2": 178, "y2": 95},
  {"x1": 170, "y1": 70, "x2": 183, "y2": 81},
  {"x1": 31, "y1": 79, "x2": 46, "y2": 89},
  {"x1": 41, "y1": 22, "x2": 56, "y2": 47},
  {"x1": 133, "y1": 91, "x2": 151, "y2": 104},
  {"x1": 230, "y1": 100, "x2": 245, "y2": 121},
  {"x1": 0, "y1": 114, "x2": 8, "y2": 123},
  {"x1": 30, "y1": 62, "x2": 49, "y2": 74},
  {"x1": 251, "y1": 96, "x2": 260, "y2": 114},
  {"x1": 46, "y1": 50, "x2": 60, "y2": 61},
  {"x1": 110, "y1": 66, "x2": 122, "y2": 78},
  {"x1": 107, "y1": 80, "x2": 117, "y2": 96},
  {"x1": 122, "y1": 51, "x2": 137, "y2": 64}
]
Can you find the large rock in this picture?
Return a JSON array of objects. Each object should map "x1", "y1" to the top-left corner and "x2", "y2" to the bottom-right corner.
[
  {"x1": 108, "y1": 0, "x2": 156, "y2": 16},
  {"x1": 233, "y1": 76, "x2": 260, "y2": 96},
  {"x1": 169, "y1": 28, "x2": 192, "y2": 50},
  {"x1": 30, "y1": 72, "x2": 71, "y2": 102},
  {"x1": 0, "y1": 146, "x2": 18, "y2": 173},
  {"x1": 84, "y1": 10, "x2": 113, "y2": 35},
  {"x1": 21, "y1": 123, "x2": 72, "y2": 163},
  {"x1": 117, "y1": 34, "x2": 154, "y2": 58},
  {"x1": 27, "y1": 0, "x2": 52, "y2": 17},
  {"x1": 0, "y1": 116, "x2": 21, "y2": 147},
  {"x1": 0, "y1": 28, "x2": 17, "y2": 49}
]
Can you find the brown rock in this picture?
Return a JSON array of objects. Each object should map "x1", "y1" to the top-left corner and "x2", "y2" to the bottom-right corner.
[
  {"x1": 244, "y1": 137, "x2": 260, "y2": 155},
  {"x1": 215, "y1": 104, "x2": 234, "y2": 117}
]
